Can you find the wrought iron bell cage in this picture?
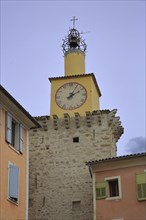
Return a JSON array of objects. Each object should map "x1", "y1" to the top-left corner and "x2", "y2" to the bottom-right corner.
[{"x1": 62, "y1": 28, "x2": 87, "y2": 54}]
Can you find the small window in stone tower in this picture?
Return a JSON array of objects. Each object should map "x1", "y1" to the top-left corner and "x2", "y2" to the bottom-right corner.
[
  {"x1": 72, "y1": 200, "x2": 81, "y2": 211},
  {"x1": 73, "y1": 137, "x2": 79, "y2": 143}
]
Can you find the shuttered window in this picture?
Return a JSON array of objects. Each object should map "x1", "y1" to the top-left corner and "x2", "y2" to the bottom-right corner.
[
  {"x1": 9, "y1": 164, "x2": 19, "y2": 202},
  {"x1": 6, "y1": 112, "x2": 12, "y2": 144},
  {"x1": 136, "y1": 172, "x2": 146, "y2": 201},
  {"x1": 19, "y1": 125, "x2": 24, "y2": 154},
  {"x1": 6, "y1": 112, "x2": 24, "y2": 154},
  {"x1": 96, "y1": 181, "x2": 107, "y2": 199},
  {"x1": 97, "y1": 176, "x2": 122, "y2": 200}
]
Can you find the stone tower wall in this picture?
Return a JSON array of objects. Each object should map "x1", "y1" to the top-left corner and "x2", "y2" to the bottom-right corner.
[{"x1": 29, "y1": 110, "x2": 123, "y2": 220}]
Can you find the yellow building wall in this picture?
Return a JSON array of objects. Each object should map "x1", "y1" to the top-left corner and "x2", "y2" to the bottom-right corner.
[
  {"x1": 50, "y1": 75, "x2": 100, "y2": 118},
  {"x1": 0, "y1": 108, "x2": 27, "y2": 220},
  {"x1": 64, "y1": 50, "x2": 85, "y2": 76},
  {"x1": 91, "y1": 78, "x2": 100, "y2": 110}
]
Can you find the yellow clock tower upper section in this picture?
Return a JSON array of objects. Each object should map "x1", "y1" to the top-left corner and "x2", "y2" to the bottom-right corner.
[
  {"x1": 49, "y1": 17, "x2": 101, "y2": 118},
  {"x1": 62, "y1": 17, "x2": 87, "y2": 76},
  {"x1": 64, "y1": 50, "x2": 85, "y2": 76}
]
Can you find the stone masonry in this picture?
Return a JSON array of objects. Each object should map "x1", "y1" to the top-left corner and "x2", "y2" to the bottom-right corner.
[{"x1": 29, "y1": 109, "x2": 123, "y2": 220}]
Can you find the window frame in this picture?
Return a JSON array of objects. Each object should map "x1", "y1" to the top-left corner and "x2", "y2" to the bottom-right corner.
[
  {"x1": 6, "y1": 112, "x2": 24, "y2": 154},
  {"x1": 96, "y1": 176, "x2": 122, "y2": 200},
  {"x1": 108, "y1": 179, "x2": 119, "y2": 197},
  {"x1": 105, "y1": 176, "x2": 122, "y2": 200}
]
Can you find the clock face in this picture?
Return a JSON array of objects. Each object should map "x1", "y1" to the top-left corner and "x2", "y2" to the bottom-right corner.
[{"x1": 55, "y1": 82, "x2": 87, "y2": 110}]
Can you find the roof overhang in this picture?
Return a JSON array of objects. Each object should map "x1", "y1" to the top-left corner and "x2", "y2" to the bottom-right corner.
[
  {"x1": 49, "y1": 73, "x2": 102, "y2": 97},
  {"x1": 0, "y1": 85, "x2": 40, "y2": 129},
  {"x1": 86, "y1": 153, "x2": 146, "y2": 173}
]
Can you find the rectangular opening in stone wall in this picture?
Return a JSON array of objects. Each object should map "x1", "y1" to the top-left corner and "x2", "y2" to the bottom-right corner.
[
  {"x1": 72, "y1": 200, "x2": 81, "y2": 211},
  {"x1": 73, "y1": 137, "x2": 79, "y2": 143}
]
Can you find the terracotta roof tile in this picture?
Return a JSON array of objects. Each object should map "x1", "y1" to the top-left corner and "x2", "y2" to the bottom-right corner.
[
  {"x1": 49, "y1": 73, "x2": 102, "y2": 97},
  {"x1": 86, "y1": 152, "x2": 146, "y2": 166}
]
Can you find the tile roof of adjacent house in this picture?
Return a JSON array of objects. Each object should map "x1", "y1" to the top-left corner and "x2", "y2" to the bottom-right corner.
[
  {"x1": 86, "y1": 152, "x2": 146, "y2": 166},
  {"x1": 0, "y1": 85, "x2": 40, "y2": 128}
]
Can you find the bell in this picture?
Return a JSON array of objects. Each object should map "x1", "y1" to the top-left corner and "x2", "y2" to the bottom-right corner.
[{"x1": 69, "y1": 36, "x2": 78, "y2": 48}]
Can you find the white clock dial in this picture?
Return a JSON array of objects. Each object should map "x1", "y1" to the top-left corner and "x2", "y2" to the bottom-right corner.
[{"x1": 55, "y1": 82, "x2": 87, "y2": 110}]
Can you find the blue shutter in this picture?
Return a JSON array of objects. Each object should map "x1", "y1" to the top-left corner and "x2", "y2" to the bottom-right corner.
[
  {"x1": 9, "y1": 165, "x2": 19, "y2": 201},
  {"x1": 19, "y1": 125, "x2": 24, "y2": 153},
  {"x1": 6, "y1": 112, "x2": 12, "y2": 144}
]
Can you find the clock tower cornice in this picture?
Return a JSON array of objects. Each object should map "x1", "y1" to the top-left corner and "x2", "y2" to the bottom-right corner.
[{"x1": 49, "y1": 73, "x2": 102, "y2": 97}]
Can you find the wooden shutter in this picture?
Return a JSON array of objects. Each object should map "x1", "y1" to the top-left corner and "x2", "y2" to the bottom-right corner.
[
  {"x1": 136, "y1": 172, "x2": 146, "y2": 200},
  {"x1": 96, "y1": 181, "x2": 107, "y2": 199},
  {"x1": 19, "y1": 125, "x2": 24, "y2": 154},
  {"x1": 6, "y1": 112, "x2": 12, "y2": 144},
  {"x1": 9, "y1": 165, "x2": 19, "y2": 201}
]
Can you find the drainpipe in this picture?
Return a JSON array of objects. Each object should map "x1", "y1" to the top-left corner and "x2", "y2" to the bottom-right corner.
[
  {"x1": 26, "y1": 130, "x2": 29, "y2": 220},
  {"x1": 0, "y1": 107, "x2": 2, "y2": 220},
  {"x1": 92, "y1": 171, "x2": 96, "y2": 220},
  {"x1": 88, "y1": 166, "x2": 96, "y2": 220}
]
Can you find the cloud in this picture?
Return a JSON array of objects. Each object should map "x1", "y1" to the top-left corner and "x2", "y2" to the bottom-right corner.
[{"x1": 124, "y1": 137, "x2": 146, "y2": 154}]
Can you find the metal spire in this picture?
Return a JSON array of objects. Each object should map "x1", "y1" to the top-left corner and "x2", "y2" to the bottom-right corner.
[{"x1": 62, "y1": 17, "x2": 87, "y2": 54}]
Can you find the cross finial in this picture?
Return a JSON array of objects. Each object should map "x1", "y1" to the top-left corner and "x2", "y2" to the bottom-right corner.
[{"x1": 70, "y1": 16, "x2": 78, "y2": 29}]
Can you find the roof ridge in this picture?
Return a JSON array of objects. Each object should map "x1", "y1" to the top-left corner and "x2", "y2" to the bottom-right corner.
[{"x1": 86, "y1": 152, "x2": 146, "y2": 166}]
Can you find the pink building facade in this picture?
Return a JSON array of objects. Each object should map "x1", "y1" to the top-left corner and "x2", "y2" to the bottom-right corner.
[{"x1": 86, "y1": 153, "x2": 146, "y2": 220}]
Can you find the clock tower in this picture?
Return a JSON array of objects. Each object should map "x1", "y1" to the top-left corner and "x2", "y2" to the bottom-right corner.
[
  {"x1": 49, "y1": 17, "x2": 101, "y2": 118},
  {"x1": 29, "y1": 17, "x2": 124, "y2": 220}
]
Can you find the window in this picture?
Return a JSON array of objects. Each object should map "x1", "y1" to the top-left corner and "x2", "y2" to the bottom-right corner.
[
  {"x1": 96, "y1": 176, "x2": 122, "y2": 200},
  {"x1": 136, "y1": 172, "x2": 146, "y2": 201},
  {"x1": 108, "y1": 179, "x2": 119, "y2": 197},
  {"x1": 105, "y1": 176, "x2": 121, "y2": 199},
  {"x1": 73, "y1": 137, "x2": 79, "y2": 143},
  {"x1": 72, "y1": 200, "x2": 81, "y2": 211},
  {"x1": 6, "y1": 112, "x2": 24, "y2": 153},
  {"x1": 8, "y1": 163, "x2": 19, "y2": 203}
]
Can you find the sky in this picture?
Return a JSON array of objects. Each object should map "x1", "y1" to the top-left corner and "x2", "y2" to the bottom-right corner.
[{"x1": 0, "y1": 0, "x2": 145, "y2": 156}]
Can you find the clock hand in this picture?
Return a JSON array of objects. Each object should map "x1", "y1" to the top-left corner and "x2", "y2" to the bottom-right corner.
[
  {"x1": 73, "y1": 88, "x2": 84, "y2": 96},
  {"x1": 67, "y1": 88, "x2": 83, "y2": 99},
  {"x1": 71, "y1": 84, "x2": 78, "y2": 93},
  {"x1": 67, "y1": 85, "x2": 78, "y2": 99},
  {"x1": 67, "y1": 93, "x2": 74, "y2": 99}
]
